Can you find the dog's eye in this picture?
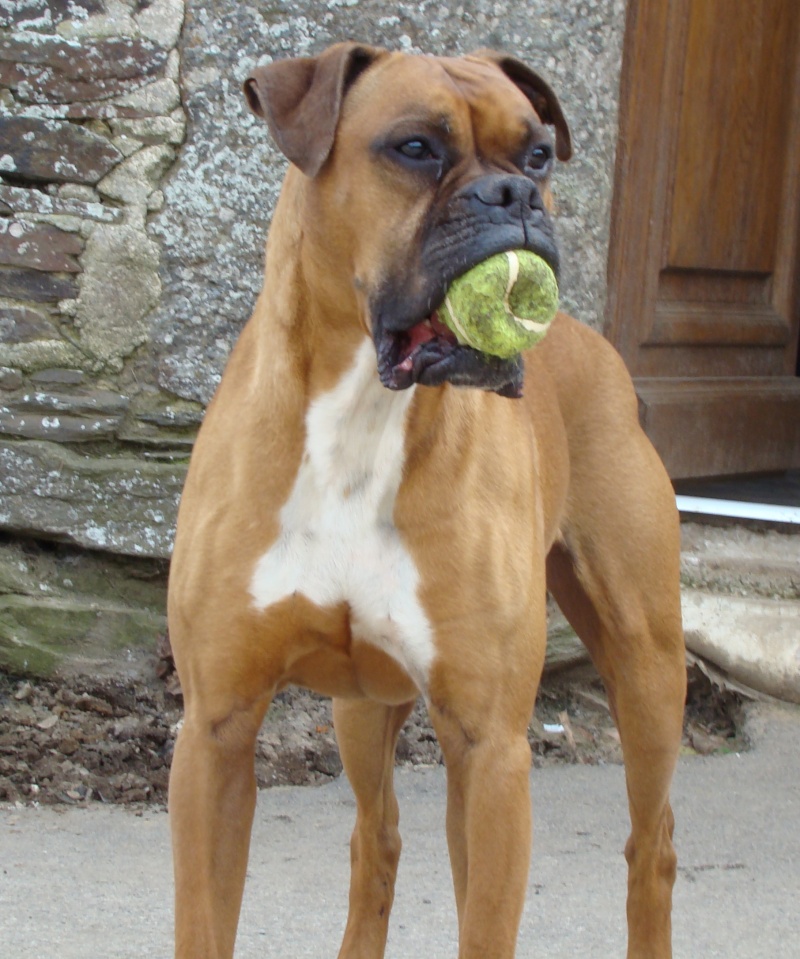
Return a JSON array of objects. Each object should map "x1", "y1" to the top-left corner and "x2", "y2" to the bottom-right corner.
[
  {"x1": 526, "y1": 145, "x2": 553, "y2": 173},
  {"x1": 396, "y1": 138, "x2": 435, "y2": 161}
]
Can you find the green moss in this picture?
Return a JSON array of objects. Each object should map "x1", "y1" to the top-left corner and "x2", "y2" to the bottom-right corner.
[{"x1": 0, "y1": 598, "x2": 166, "y2": 678}]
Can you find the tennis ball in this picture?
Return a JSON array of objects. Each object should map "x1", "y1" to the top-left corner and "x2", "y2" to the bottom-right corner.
[{"x1": 439, "y1": 250, "x2": 558, "y2": 358}]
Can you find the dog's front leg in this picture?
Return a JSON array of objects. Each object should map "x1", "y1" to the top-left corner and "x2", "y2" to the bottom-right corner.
[
  {"x1": 433, "y1": 710, "x2": 534, "y2": 958},
  {"x1": 429, "y1": 622, "x2": 545, "y2": 959},
  {"x1": 333, "y1": 697, "x2": 416, "y2": 959},
  {"x1": 170, "y1": 691, "x2": 272, "y2": 959}
]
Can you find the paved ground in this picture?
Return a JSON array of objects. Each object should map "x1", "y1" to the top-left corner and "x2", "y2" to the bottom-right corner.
[{"x1": 2, "y1": 702, "x2": 798, "y2": 959}]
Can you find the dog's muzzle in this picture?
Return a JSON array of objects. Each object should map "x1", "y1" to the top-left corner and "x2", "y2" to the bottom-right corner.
[{"x1": 372, "y1": 173, "x2": 560, "y2": 399}]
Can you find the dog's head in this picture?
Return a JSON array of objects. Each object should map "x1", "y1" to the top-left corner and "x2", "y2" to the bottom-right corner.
[{"x1": 245, "y1": 43, "x2": 571, "y2": 397}]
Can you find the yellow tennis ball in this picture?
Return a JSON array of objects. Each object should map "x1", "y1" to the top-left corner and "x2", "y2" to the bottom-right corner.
[{"x1": 440, "y1": 250, "x2": 558, "y2": 358}]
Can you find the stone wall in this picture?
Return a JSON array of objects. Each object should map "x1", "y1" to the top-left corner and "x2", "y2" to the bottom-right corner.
[{"x1": 0, "y1": 0, "x2": 626, "y2": 676}]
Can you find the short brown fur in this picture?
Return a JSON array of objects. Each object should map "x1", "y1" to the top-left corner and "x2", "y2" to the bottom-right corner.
[{"x1": 169, "y1": 45, "x2": 685, "y2": 959}]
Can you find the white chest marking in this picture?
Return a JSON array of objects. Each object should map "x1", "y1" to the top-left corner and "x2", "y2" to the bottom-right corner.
[{"x1": 249, "y1": 340, "x2": 435, "y2": 689}]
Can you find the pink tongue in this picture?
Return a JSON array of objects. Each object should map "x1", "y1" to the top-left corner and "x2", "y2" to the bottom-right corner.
[
  {"x1": 407, "y1": 322, "x2": 437, "y2": 350},
  {"x1": 397, "y1": 321, "x2": 437, "y2": 371}
]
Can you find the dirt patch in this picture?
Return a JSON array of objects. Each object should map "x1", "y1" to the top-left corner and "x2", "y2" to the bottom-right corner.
[{"x1": 0, "y1": 663, "x2": 746, "y2": 807}]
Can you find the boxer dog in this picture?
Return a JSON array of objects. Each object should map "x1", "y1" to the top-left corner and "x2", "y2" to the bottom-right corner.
[{"x1": 168, "y1": 43, "x2": 686, "y2": 959}]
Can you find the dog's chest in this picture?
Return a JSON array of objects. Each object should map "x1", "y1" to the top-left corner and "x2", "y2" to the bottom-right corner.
[{"x1": 249, "y1": 341, "x2": 434, "y2": 687}]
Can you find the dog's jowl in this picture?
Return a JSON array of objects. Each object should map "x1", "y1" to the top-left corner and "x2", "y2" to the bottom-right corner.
[{"x1": 168, "y1": 44, "x2": 686, "y2": 959}]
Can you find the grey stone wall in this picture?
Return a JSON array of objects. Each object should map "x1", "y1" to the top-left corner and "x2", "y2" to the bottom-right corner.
[
  {"x1": 1, "y1": 0, "x2": 193, "y2": 571},
  {"x1": 0, "y1": 0, "x2": 625, "y2": 676}
]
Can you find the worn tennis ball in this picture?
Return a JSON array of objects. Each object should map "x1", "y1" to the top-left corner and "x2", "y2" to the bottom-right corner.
[{"x1": 440, "y1": 250, "x2": 558, "y2": 358}]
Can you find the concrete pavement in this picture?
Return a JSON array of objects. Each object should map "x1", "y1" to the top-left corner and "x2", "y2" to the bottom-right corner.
[{"x1": 2, "y1": 702, "x2": 798, "y2": 958}]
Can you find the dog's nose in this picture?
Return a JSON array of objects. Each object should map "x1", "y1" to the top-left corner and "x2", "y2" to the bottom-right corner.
[{"x1": 468, "y1": 175, "x2": 544, "y2": 213}]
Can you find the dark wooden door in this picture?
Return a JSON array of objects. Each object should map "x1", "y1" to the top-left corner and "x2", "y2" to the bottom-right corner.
[{"x1": 606, "y1": 0, "x2": 800, "y2": 479}]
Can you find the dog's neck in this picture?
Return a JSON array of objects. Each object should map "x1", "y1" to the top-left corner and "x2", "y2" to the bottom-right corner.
[
  {"x1": 257, "y1": 170, "x2": 370, "y2": 399},
  {"x1": 298, "y1": 338, "x2": 416, "y2": 512}
]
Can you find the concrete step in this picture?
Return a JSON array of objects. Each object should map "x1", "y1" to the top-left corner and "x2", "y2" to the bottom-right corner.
[
  {"x1": 680, "y1": 522, "x2": 799, "y2": 601},
  {"x1": 680, "y1": 522, "x2": 800, "y2": 702}
]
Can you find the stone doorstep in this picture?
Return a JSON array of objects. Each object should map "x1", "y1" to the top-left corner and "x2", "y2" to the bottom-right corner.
[
  {"x1": 682, "y1": 589, "x2": 800, "y2": 704},
  {"x1": 679, "y1": 521, "x2": 800, "y2": 703},
  {"x1": 680, "y1": 521, "x2": 800, "y2": 601}
]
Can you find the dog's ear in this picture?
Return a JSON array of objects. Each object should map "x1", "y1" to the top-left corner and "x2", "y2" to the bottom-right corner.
[
  {"x1": 471, "y1": 50, "x2": 572, "y2": 162},
  {"x1": 244, "y1": 42, "x2": 386, "y2": 177}
]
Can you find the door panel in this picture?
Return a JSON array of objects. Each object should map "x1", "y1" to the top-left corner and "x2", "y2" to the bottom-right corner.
[
  {"x1": 668, "y1": 2, "x2": 794, "y2": 273},
  {"x1": 606, "y1": 0, "x2": 800, "y2": 478}
]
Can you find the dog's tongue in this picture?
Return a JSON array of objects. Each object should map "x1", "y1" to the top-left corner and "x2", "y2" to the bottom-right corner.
[
  {"x1": 397, "y1": 314, "x2": 449, "y2": 372},
  {"x1": 407, "y1": 322, "x2": 437, "y2": 352}
]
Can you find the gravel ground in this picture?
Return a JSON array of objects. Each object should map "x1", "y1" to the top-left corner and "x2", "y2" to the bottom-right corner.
[{"x1": 0, "y1": 660, "x2": 744, "y2": 807}]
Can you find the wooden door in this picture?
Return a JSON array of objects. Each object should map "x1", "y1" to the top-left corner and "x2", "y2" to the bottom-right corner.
[{"x1": 606, "y1": 0, "x2": 800, "y2": 479}]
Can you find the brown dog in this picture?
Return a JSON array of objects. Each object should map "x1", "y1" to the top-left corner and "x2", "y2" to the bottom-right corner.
[{"x1": 168, "y1": 43, "x2": 686, "y2": 959}]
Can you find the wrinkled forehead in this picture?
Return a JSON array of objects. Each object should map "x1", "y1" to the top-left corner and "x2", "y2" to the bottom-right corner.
[{"x1": 339, "y1": 52, "x2": 543, "y2": 151}]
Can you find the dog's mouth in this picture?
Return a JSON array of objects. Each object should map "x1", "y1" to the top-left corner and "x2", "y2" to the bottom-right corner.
[
  {"x1": 375, "y1": 310, "x2": 524, "y2": 398},
  {"x1": 386, "y1": 311, "x2": 458, "y2": 375}
]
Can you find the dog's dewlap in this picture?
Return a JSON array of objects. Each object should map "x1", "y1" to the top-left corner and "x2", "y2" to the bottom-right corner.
[{"x1": 440, "y1": 250, "x2": 558, "y2": 358}]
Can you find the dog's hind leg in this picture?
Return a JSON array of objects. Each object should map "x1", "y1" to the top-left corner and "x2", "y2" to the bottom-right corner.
[
  {"x1": 546, "y1": 447, "x2": 685, "y2": 959},
  {"x1": 333, "y1": 697, "x2": 416, "y2": 959}
]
